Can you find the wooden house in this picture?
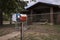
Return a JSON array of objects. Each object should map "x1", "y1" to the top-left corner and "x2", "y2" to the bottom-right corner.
[{"x1": 23, "y1": 1, "x2": 60, "y2": 25}]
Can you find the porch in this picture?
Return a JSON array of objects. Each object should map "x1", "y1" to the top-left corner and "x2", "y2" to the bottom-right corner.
[{"x1": 23, "y1": 2, "x2": 60, "y2": 25}]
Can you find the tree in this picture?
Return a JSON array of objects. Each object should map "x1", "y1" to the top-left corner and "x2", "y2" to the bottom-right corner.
[{"x1": 0, "y1": 0, "x2": 27, "y2": 26}]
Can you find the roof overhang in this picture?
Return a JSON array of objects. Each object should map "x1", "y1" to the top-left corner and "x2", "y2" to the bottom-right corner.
[{"x1": 25, "y1": 1, "x2": 60, "y2": 10}]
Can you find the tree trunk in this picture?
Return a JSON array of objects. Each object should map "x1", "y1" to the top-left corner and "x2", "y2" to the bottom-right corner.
[{"x1": 0, "y1": 10, "x2": 3, "y2": 26}]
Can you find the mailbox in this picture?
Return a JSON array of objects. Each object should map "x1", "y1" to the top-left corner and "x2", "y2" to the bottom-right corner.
[{"x1": 20, "y1": 14, "x2": 27, "y2": 22}]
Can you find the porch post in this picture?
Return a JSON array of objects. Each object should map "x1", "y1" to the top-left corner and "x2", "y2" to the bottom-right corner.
[
  {"x1": 50, "y1": 7, "x2": 54, "y2": 25},
  {"x1": 30, "y1": 10, "x2": 33, "y2": 24}
]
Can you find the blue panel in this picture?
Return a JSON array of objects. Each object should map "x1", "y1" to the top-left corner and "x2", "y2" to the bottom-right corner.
[{"x1": 16, "y1": 13, "x2": 21, "y2": 22}]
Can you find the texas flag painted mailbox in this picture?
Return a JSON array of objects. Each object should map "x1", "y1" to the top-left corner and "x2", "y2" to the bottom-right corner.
[
  {"x1": 20, "y1": 14, "x2": 27, "y2": 22},
  {"x1": 12, "y1": 13, "x2": 27, "y2": 22}
]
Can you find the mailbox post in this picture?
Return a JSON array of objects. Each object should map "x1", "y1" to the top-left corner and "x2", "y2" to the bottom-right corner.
[
  {"x1": 21, "y1": 22, "x2": 24, "y2": 40},
  {"x1": 12, "y1": 13, "x2": 27, "y2": 40},
  {"x1": 20, "y1": 14, "x2": 27, "y2": 40}
]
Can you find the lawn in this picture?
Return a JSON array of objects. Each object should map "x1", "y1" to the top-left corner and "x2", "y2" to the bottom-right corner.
[
  {"x1": 9, "y1": 24, "x2": 60, "y2": 40},
  {"x1": 0, "y1": 24, "x2": 16, "y2": 36}
]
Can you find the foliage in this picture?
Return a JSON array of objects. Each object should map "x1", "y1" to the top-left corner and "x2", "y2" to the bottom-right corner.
[
  {"x1": 0, "y1": 0, "x2": 27, "y2": 21},
  {"x1": 0, "y1": 0, "x2": 27, "y2": 13}
]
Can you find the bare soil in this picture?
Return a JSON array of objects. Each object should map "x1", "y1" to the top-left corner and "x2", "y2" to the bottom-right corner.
[
  {"x1": 9, "y1": 24, "x2": 60, "y2": 40},
  {"x1": 0, "y1": 24, "x2": 16, "y2": 36}
]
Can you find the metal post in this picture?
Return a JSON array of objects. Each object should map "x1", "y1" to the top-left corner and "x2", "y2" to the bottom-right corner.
[{"x1": 21, "y1": 22, "x2": 24, "y2": 40}]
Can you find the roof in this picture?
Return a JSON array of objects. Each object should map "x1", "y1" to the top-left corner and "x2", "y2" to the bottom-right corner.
[{"x1": 25, "y1": 0, "x2": 60, "y2": 9}]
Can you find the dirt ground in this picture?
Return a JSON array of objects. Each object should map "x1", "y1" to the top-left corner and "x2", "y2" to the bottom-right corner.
[
  {"x1": 26, "y1": 24, "x2": 60, "y2": 34},
  {"x1": 9, "y1": 24, "x2": 60, "y2": 40},
  {"x1": 0, "y1": 24, "x2": 16, "y2": 36}
]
